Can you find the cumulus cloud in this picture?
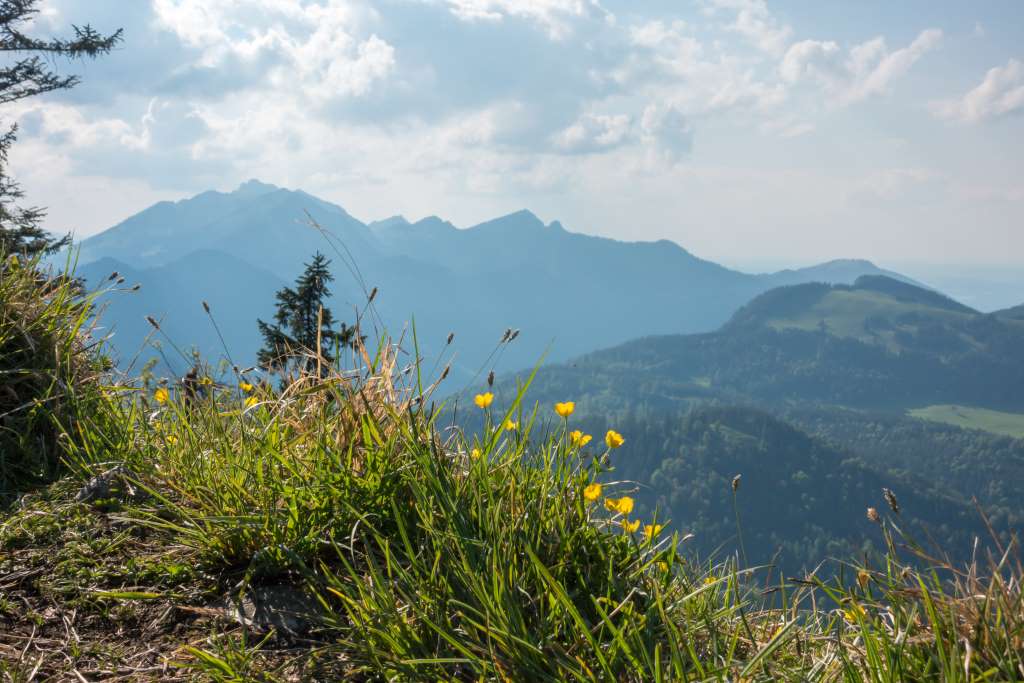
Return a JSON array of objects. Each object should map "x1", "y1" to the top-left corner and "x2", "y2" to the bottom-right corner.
[
  {"x1": 639, "y1": 104, "x2": 693, "y2": 161},
  {"x1": 703, "y1": 0, "x2": 792, "y2": 56},
  {"x1": 931, "y1": 59, "x2": 1024, "y2": 124},
  {"x1": 781, "y1": 28, "x2": 942, "y2": 105},
  {"x1": 442, "y1": 0, "x2": 611, "y2": 39},
  {"x1": 625, "y1": 20, "x2": 786, "y2": 117},
  {"x1": 552, "y1": 113, "x2": 631, "y2": 153},
  {"x1": 151, "y1": 0, "x2": 395, "y2": 102}
]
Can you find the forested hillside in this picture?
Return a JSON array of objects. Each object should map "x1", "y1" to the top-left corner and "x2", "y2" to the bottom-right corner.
[
  {"x1": 479, "y1": 275, "x2": 1024, "y2": 570},
  {"x1": 567, "y1": 406, "x2": 985, "y2": 572}
]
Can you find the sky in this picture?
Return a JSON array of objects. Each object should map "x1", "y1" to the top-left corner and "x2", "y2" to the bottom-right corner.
[{"x1": 8, "y1": 0, "x2": 1024, "y2": 273}]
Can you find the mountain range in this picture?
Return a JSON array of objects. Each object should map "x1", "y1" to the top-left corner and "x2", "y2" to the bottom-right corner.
[{"x1": 75, "y1": 180, "x2": 920, "y2": 377}]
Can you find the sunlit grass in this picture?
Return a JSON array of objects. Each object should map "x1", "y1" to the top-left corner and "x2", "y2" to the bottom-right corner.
[
  {"x1": 3, "y1": 259, "x2": 1022, "y2": 680},
  {"x1": 910, "y1": 403, "x2": 1024, "y2": 439}
]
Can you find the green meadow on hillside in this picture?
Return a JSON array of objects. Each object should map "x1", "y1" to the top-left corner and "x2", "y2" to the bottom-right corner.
[{"x1": 910, "y1": 404, "x2": 1024, "y2": 439}]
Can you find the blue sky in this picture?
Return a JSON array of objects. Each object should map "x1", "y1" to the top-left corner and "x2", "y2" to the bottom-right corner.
[{"x1": 9, "y1": 0, "x2": 1024, "y2": 271}]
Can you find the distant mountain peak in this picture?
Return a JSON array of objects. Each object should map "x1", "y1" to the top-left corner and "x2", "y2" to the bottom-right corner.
[
  {"x1": 821, "y1": 258, "x2": 876, "y2": 268},
  {"x1": 482, "y1": 209, "x2": 544, "y2": 229},
  {"x1": 412, "y1": 216, "x2": 456, "y2": 230},
  {"x1": 234, "y1": 179, "x2": 281, "y2": 197},
  {"x1": 369, "y1": 215, "x2": 410, "y2": 230}
]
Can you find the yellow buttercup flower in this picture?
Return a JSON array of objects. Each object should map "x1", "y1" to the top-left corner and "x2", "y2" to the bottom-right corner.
[
  {"x1": 604, "y1": 496, "x2": 634, "y2": 516},
  {"x1": 657, "y1": 561, "x2": 669, "y2": 572},
  {"x1": 605, "y1": 430, "x2": 625, "y2": 449},
  {"x1": 503, "y1": 419, "x2": 518, "y2": 431},
  {"x1": 583, "y1": 482, "x2": 602, "y2": 502},
  {"x1": 554, "y1": 401, "x2": 575, "y2": 418},
  {"x1": 843, "y1": 604, "x2": 866, "y2": 623},
  {"x1": 474, "y1": 392, "x2": 494, "y2": 409},
  {"x1": 239, "y1": 381, "x2": 254, "y2": 393},
  {"x1": 200, "y1": 376, "x2": 213, "y2": 386},
  {"x1": 622, "y1": 518, "x2": 640, "y2": 533},
  {"x1": 643, "y1": 524, "x2": 664, "y2": 541},
  {"x1": 570, "y1": 430, "x2": 592, "y2": 447},
  {"x1": 244, "y1": 396, "x2": 259, "y2": 408},
  {"x1": 471, "y1": 448, "x2": 482, "y2": 460},
  {"x1": 616, "y1": 496, "x2": 634, "y2": 515},
  {"x1": 166, "y1": 434, "x2": 178, "y2": 446},
  {"x1": 154, "y1": 388, "x2": 169, "y2": 404},
  {"x1": 704, "y1": 577, "x2": 717, "y2": 586}
]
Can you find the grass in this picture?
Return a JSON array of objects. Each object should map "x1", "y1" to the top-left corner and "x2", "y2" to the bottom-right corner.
[
  {"x1": 2, "y1": 254, "x2": 1023, "y2": 680},
  {"x1": 910, "y1": 404, "x2": 1024, "y2": 439},
  {"x1": 0, "y1": 251, "x2": 110, "y2": 502}
]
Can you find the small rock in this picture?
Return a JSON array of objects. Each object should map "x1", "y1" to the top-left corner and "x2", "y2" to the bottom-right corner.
[
  {"x1": 75, "y1": 465, "x2": 148, "y2": 503},
  {"x1": 222, "y1": 584, "x2": 321, "y2": 636}
]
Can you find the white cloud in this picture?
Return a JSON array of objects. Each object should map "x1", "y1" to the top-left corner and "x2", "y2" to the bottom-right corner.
[
  {"x1": 704, "y1": 0, "x2": 792, "y2": 56},
  {"x1": 626, "y1": 20, "x2": 786, "y2": 117},
  {"x1": 553, "y1": 112, "x2": 631, "y2": 153},
  {"x1": 781, "y1": 29, "x2": 942, "y2": 105},
  {"x1": 442, "y1": 0, "x2": 610, "y2": 39},
  {"x1": 639, "y1": 103, "x2": 693, "y2": 161},
  {"x1": 931, "y1": 59, "x2": 1024, "y2": 124},
  {"x1": 151, "y1": 0, "x2": 395, "y2": 101}
]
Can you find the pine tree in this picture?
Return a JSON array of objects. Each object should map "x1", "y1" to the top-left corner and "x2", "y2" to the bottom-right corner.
[
  {"x1": 0, "y1": 1, "x2": 122, "y2": 256},
  {"x1": 257, "y1": 252, "x2": 361, "y2": 372}
]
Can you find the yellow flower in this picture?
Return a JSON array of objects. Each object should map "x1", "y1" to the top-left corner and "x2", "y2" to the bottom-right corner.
[
  {"x1": 244, "y1": 396, "x2": 258, "y2": 408},
  {"x1": 843, "y1": 604, "x2": 866, "y2": 623},
  {"x1": 166, "y1": 435, "x2": 178, "y2": 446},
  {"x1": 239, "y1": 381, "x2": 254, "y2": 393},
  {"x1": 704, "y1": 577, "x2": 717, "y2": 586},
  {"x1": 643, "y1": 524, "x2": 664, "y2": 541},
  {"x1": 8, "y1": 255, "x2": 18, "y2": 268},
  {"x1": 857, "y1": 570, "x2": 870, "y2": 589},
  {"x1": 622, "y1": 518, "x2": 640, "y2": 533},
  {"x1": 570, "y1": 430, "x2": 592, "y2": 447},
  {"x1": 154, "y1": 388, "x2": 169, "y2": 404},
  {"x1": 474, "y1": 392, "x2": 494, "y2": 409},
  {"x1": 657, "y1": 561, "x2": 669, "y2": 572},
  {"x1": 604, "y1": 496, "x2": 634, "y2": 515},
  {"x1": 503, "y1": 419, "x2": 518, "y2": 431},
  {"x1": 471, "y1": 448, "x2": 482, "y2": 460},
  {"x1": 605, "y1": 429, "x2": 625, "y2": 449},
  {"x1": 554, "y1": 401, "x2": 575, "y2": 418},
  {"x1": 616, "y1": 496, "x2": 634, "y2": 515},
  {"x1": 200, "y1": 376, "x2": 213, "y2": 386},
  {"x1": 583, "y1": 482, "x2": 602, "y2": 502}
]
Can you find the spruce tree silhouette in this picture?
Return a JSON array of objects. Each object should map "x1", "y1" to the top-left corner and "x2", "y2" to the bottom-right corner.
[{"x1": 257, "y1": 252, "x2": 361, "y2": 373}]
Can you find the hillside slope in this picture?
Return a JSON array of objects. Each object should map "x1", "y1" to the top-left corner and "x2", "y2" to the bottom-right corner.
[{"x1": 524, "y1": 276, "x2": 1024, "y2": 413}]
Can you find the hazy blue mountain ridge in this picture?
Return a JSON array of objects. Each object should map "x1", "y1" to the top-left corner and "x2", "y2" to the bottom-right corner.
[{"x1": 76, "y1": 180, "x2": 930, "y2": 376}]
